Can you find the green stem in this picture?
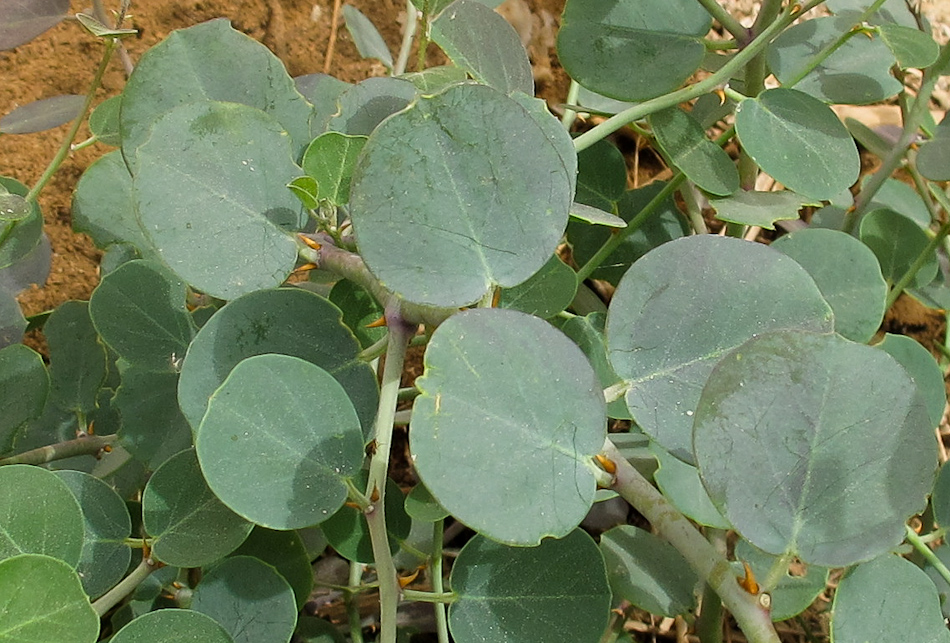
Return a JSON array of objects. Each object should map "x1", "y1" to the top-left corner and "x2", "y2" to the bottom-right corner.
[
  {"x1": 0, "y1": 434, "x2": 116, "y2": 466},
  {"x1": 364, "y1": 304, "x2": 414, "y2": 643},
  {"x1": 393, "y1": 0, "x2": 417, "y2": 75},
  {"x1": 430, "y1": 519, "x2": 450, "y2": 643},
  {"x1": 905, "y1": 524, "x2": 950, "y2": 588},
  {"x1": 416, "y1": 0, "x2": 431, "y2": 71},
  {"x1": 91, "y1": 556, "x2": 161, "y2": 617},
  {"x1": 694, "y1": 0, "x2": 748, "y2": 42},
  {"x1": 696, "y1": 528, "x2": 727, "y2": 643},
  {"x1": 884, "y1": 215, "x2": 950, "y2": 309},
  {"x1": 346, "y1": 561, "x2": 366, "y2": 643},
  {"x1": 572, "y1": 0, "x2": 817, "y2": 153},
  {"x1": 358, "y1": 332, "x2": 390, "y2": 362},
  {"x1": 844, "y1": 40, "x2": 950, "y2": 233},
  {"x1": 575, "y1": 175, "x2": 686, "y2": 282},
  {"x1": 401, "y1": 589, "x2": 457, "y2": 603},
  {"x1": 25, "y1": 37, "x2": 118, "y2": 204},
  {"x1": 604, "y1": 439, "x2": 780, "y2": 643},
  {"x1": 761, "y1": 552, "x2": 793, "y2": 592},
  {"x1": 560, "y1": 80, "x2": 581, "y2": 129}
]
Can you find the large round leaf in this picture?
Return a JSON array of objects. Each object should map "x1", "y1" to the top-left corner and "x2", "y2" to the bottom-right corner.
[
  {"x1": 771, "y1": 228, "x2": 887, "y2": 343},
  {"x1": 606, "y1": 235, "x2": 833, "y2": 462},
  {"x1": 192, "y1": 556, "x2": 297, "y2": 643},
  {"x1": 0, "y1": 465, "x2": 84, "y2": 566},
  {"x1": 449, "y1": 529, "x2": 611, "y2": 643},
  {"x1": 832, "y1": 555, "x2": 950, "y2": 643},
  {"x1": 410, "y1": 308, "x2": 606, "y2": 545},
  {"x1": 134, "y1": 101, "x2": 303, "y2": 300},
  {"x1": 735, "y1": 88, "x2": 860, "y2": 201},
  {"x1": 143, "y1": 448, "x2": 253, "y2": 567},
  {"x1": 110, "y1": 609, "x2": 233, "y2": 643},
  {"x1": 196, "y1": 354, "x2": 364, "y2": 530},
  {"x1": 90, "y1": 260, "x2": 196, "y2": 371},
  {"x1": 694, "y1": 331, "x2": 935, "y2": 567},
  {"x1": 349, "y1": 83, "x2": 574, "y2": 308},
  {"x1": 178, "y1": 288, "x2": 377, "y2": 437},
  {"x1": 55, "y1": 470, "x2": 132, "y2": 599},
  {"x1": 0, "y1": 554, "x2": 99, "y2": 643},
  {"x1": 557, "y1": 0, "x2": 710, "y2": 101},
  {"x1": 120, "y1": 18, "x2": 313, "y2": 172}
]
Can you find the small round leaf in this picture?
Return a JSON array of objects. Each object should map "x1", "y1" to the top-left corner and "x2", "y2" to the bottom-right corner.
[
  {"x1": 735, "y1": 88, "x2": 860, "y2": 201},
  {"x1": 0, "y1": 344, "x2": 48, "y2": 454},
  {"x1": 192, "y1": 556, "x2": 297, "y2": 643},
  {"x1": 143, "y1": 448, "x2": 253, "y2": 567},
  {"x1": 231, "y1": 527, "x2": 314, "y2": 610},
  {"x1": 411, "y1": 308, "x2": 606, "y2": 545},
  {"x1": 196, "y1": 354, "x2": 364, "y2": 529},
  {"x1": 859, "y1": 208, "x2": 938, "y2": 288}
]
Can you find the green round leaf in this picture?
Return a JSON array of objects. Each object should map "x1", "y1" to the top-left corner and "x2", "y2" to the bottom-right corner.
[
  {"x1": 196, "y1": 354, "x2": 364, "y2": 529},
  {"x1": 0, "y1": 0, "x2": 68, "y2": 51},
  {"x1": 0, "y1": 465, "x2": 84, "y2": 566},
  {"x1": 231, "y1": 527, "x2": 314, "y2": 610},
  {"x1": 876, "y1": 333, "x2": 946, "y2": 430},
  {"x1": 651, "y1": 443, "x2": 730, "y2": 529},
  {"x1": 879, "y1": 23, "x2": 940, "y2": 69},
  {"x1": 600, "y1": 525, "x2": 698, "y2": 617},
  {"x1": 327, "y1": 280, "x2": 386, "y2": 350},
  {"x1": 449, "y1": 529, "x2": 611, "y2": 643},
  {"x1": 89, "y1": 95, "x2": 122, "y2": 147},
  {"x1": 192, "y1": 556, "x2": 297, "y2": 643},
  {"x1": 178, "y1": 288, "x2": 377, "y2": 437},
  {"x1": 0, "y1": 94, "x2": 84, "y2": 134},
  {"x1": 694, "y1": 331, "x2": 935, "y2": 566},
  {"x1": 0, "y1": 289, "x2": 26, "y2": 348},
  {"x1": 734, "y1": 540, "x2": 828, "y2": 622},
  {"x1": 649, "y1": 106, "x2": 738, "y2": 196},
  {"x1": 45, "y1": 301, "x2": 108, "y2": 414},
  {"x1": 350, "y1": 83, "x2": 573, "y2": 308},
  {"x1": 560, "y1": 312, "x2": 630, "y2": 420},
  {"x1": 575, "y1": 139, "x2": 627, "y2": 210},
  {"x1": 90, "y1": 260, "x2": 196, "y2": 371},
  {"x1": 771, "y1": 228, "x2": 887, "y2": 343},
  {"x1": 134, "y1": 101, "x2": 303, "y2": 300},
  {"x1": 498, "y1": 254, "x2": 577, "y2": 318},
  {"x1": 110, "y1": 608, "x2": 233, "y2": 643},
  {"x1": 0, "y1": 554, "x2": 99, "y2": 643},
  {"x1": 768, "y1": 16, "x2": 901, "y2": 105},
  {"x1": 120, "y1": 18, "x2": 313, "y2": 171},
  {"x1": 404, "y1": 482, "x2": 450, "y2": 523},
  {"x1": 321, "y1": 475, "x2": 411, "y2": 562},
  {"x1": 0, "y1": 177, "x2": 42, "y2": 271},
  {"x1": 859, "y1": 208, "x2": 938, "y2": 288},
  {"x1": 342, "y1": 5, "x2": 393, "y2": 70},
  {"x1": 832, "y1": 555, "x2": 950, "y2": 643},
  {"x1": 328, "y1": 77, "x2": 416, "y2": 136},
  {"x1": 558, "y1": 0, "x2": 710, "y2": 101},
  {"x1": 606, "y1": 235, "x2": 833, "y2": 462},
  {"x1": 431, "y1": 0, "x2": 533, "y2": 95},
  {"x1": 735, "y1": 88, "x2": 860, "y2": 201},
  {"x1": 869, "y1": 176, "x2": 930, "y2": 227},
  {"x1": 301, "y1": 132, "x2": 367, "y2": 207},
  {"x1": 55, "y1": 470, "x2": 132, "y2": 599},
  {"x1": 0, "y1": 343, "x2": 48, "y2": 454},
  {"x1": 115, "y1": 367, "x2": 194, "y2": 471},
  {"x1": 411, "y1": 308, "x2": 606, "y2": 545},
  {"x1": 143, "y1": 448, "x2": 253, "y2": 567},
  {"x1": 917, "y1": 115, "x2": 950, "y2": 182},
  {"x1": 295, "y1": 616, "x2": 345, "y2": 643}
]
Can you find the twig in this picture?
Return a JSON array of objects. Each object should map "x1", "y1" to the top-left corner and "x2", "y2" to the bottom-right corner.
[{"x1": 324, "y1": 0, "x2": 343, "y2": 74}]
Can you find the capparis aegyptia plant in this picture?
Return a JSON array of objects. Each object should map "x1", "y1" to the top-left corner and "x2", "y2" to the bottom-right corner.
[{"x1": 2, "y1": 0, "x2": 950, "y2": 641}]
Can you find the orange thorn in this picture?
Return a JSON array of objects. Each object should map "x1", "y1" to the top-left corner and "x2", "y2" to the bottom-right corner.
[
  {"x1": 370, "y1": 485, "x2": 380, "y2": 503},
  {"x1": 491, "y1": 288, "x2": 501, "y2": 308},
  {"x1": 87, "y1": 421, "x2": 95, "y2": 435},
  {"x1": 715, "y1": 88, "x2": 726, "y2": 106},
  {"x1": 293, "y1": 262, "x2": 318, "y2": 274},
  {"x1": 398, "y1": 567, "x2": 421, "y2": 588},
  {"x1": 102, "y1": 444, "x2": 112, "y2": 453},
  {"x1": 738, "y1": 560, "x2": 759, "y2": 595},
  {"x1": 345, "y1": 502, "x2": 362, "y2": 509},
  {"x1": 298, "y1": 234, "x2": 322, "y2": 251},
  {"x1": 366, "y1": 315, "x2": 387, "y2": 328},
  {"x1": 594, "y1": 453, "x2": 617, "y2": 474}
]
